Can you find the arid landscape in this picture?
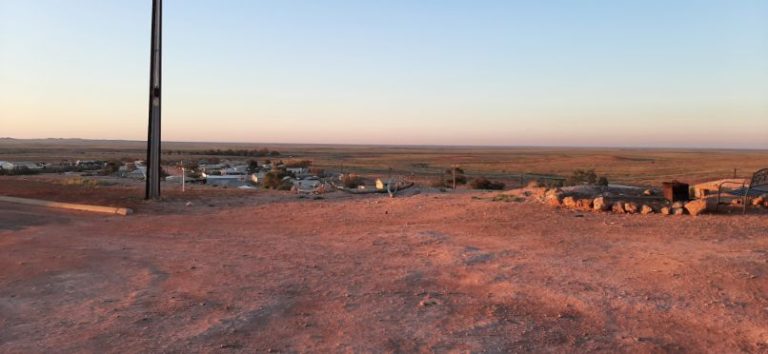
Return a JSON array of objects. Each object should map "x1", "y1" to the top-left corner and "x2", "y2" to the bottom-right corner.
[{"x1": 2, "y1": 140, "x2": 768, "y2": 352}]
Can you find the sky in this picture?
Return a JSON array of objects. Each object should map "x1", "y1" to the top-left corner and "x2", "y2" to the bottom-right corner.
[{"x1": 1, "y1": 0, "x2": 767, "y2": 148}]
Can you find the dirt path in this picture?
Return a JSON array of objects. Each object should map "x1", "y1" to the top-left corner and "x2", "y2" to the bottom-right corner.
[{"x1": 1, "y1": 193, "x2": 767, "y2": 353}]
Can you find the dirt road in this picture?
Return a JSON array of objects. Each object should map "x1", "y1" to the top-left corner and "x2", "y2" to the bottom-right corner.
[{"x1": 1, "y1": 191, "x2": 767, "y2": 353}]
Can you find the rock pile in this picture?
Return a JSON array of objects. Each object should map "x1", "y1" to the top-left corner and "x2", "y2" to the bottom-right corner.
[{"x1": 538, "y1": 187, "x2": 722, "y2": 217}]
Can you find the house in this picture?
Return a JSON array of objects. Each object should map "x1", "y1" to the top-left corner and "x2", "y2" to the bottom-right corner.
[
  {"x1": 221, "y1": 165, "x2": 248, "y2": 175},
  {"x1": 294, "y1": 178, "x2": 322, "y2": 193},
  {"x1": 0, "y1": 161, "x2": 43, "y2": 171},
  {"x1": 287, "y1": 167, "x2": 307, "y2": 176},
  {"x1": 126, "y1": 166, "x2": 147, "y2": 179},
  {"x1": 75, "y1": 160, "x2": 105, "y2": 170}
]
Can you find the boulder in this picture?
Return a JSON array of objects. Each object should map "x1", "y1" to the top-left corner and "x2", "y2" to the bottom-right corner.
[
  {"x1": 624, "y1": 202, "x2": 639, "y2": 214},
  {"x1": 660, "y1": 207, "x2": 671, "y2": 215},
  {"x1": 671, "y1": 201, "x2": 685, "y2": 209},
  {"x1": 612, "y1": 202, "x2": 625, "y2": 214},
  {"x1": 547, "y1": 198, "x2": 562, "y2": 207},
  {"x1": 640, "y1": 204, "x2": 654, "y2": 215},
  {"x1": 543, "y1": 188, "x2": 563, "y2": 203},
  {"x1": 593, "y1": 197, "x2": 609, "y2": 211},
  {"x1": 576, "y1": 199, "x2": 593, "y2": 210},
  {"x1": 562, "y1": 196, "x2": 577, "y2": 208},
  {"x1": 685, "y1": 199, "x2": 713, "y2": 216},
  {"x1": 672, "y1": 208, "x2": 685, "y2": 216}
]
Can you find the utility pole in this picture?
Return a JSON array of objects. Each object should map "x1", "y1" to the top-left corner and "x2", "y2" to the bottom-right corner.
[{"x1": 145, "y1": 0, "x2": 162, "y2": 199}]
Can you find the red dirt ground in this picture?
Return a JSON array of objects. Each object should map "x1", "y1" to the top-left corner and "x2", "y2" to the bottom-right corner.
[{"x1": 1, "y1": 179, "x2": 768, "y2": 352}]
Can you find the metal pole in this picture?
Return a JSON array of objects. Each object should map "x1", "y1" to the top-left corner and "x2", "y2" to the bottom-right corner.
[{"x1": 145, "y1": 0, "x2": 162, "y2": 199}]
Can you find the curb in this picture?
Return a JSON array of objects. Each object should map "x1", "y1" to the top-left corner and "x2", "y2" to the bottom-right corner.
[{"x1": 0, "y1": 196, "x2": 133, "y2": 216}]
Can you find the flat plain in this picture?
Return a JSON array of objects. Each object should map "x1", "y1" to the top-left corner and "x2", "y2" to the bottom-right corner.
[{"x1": 1, "y1": 139, "x2": 768, "y2": 352}]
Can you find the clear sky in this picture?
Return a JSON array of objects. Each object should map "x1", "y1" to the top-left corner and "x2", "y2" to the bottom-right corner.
[{"x1": 1, "y1": 0, "x2": 767, "y2": 147}]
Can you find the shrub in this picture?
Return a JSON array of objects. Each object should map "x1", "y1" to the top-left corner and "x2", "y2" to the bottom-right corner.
[
  {"x1": 470, "y1": 177, "x2": 505, "y2": 190},
  {"x1": 566, "y1": 169, "x2": 599, "y2": 186},
  {"x1": 262, "y1": 169, "x2": 292, "y2": 189},
  {"x1": 247, "y1": 159, "x2": 259, "y2": 173},
  {"x1": 0, "y1": 166, "x2": 39, "y2": 176},
  {"x1": 341, "y1": 174, "x2": 363, "y2": 188},
  {"x1": 100, "y1": 160, "x2": 122, "y2": 176},
  {"x1": 597, "y1": 176, "x2": 609, "y2": 186}
]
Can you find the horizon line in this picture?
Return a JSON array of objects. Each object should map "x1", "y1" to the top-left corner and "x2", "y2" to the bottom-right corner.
[{"x1": 2, "y1": 137, "x2": 767, "y2": 151}]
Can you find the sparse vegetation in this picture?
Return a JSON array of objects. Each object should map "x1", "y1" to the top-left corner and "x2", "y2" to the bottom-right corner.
[
  {"x1": 565, "y1": 169, "x2": 608, "y2": 186},
  {"x1": 432, "y1": 167, "x2": 467, "y2": 188},
  {"x1": 470, "y1": 177, "x2": 505, "y2": 190},
  {"x1": 171, "y1": 148, "x2": 280, "y2": 157}
]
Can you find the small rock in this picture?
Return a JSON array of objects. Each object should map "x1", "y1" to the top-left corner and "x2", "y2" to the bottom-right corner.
[
  {"x1": 685, "y1": 199, "x2": 712, "y2": 216},
  {"x1": 562, "y1": 196, "x2": 577, "y2": 208},
  {"x1": 612, "y1": 202, "x2": 625, "y2": 214},
  {"x1": 419, "y1": 296, "x2": 439, "y2": 307},
  {"x1": 547, "y1": 198, "x2": 562, "y2": 207},
  {"x1": 753, "y1": 196, "x2": 766, "y2": 206},
  {"x1": 593, "y1": 197, "x2": 608, "y2": 211},
  {"x1": 643, "y1": 189, "x2": 653, "y2": 196},
  {"x1": 544, "y1": 188, "x2": 563, "y2": 203},
  {"x1": 672, "y1": 208, "x2": 685, "y2": 216},
  {"x1": 185, "y1": 201, "x2": 192, "y2": 207},
  {"x1": 640, "y1": 204, "x2": 654, "y2": 215},
  {"x1": 624, "y1": 202, "x2": 639, "y2": 214},
  {"x1": 660, "y1": 207, "x2": 671, "y2": 215},
  {"x1": 671, "y1": 201, "x2": 685, "y2": 209},
  {"x1": 576, "y1": 199, "x2": 593, "y2": 210}
]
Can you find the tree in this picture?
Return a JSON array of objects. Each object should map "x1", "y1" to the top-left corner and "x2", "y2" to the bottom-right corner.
[
  {"x1": 262, "y1": 169, "x2": 293, "y2": 189},
  {"x1": 436, "y1": 167, "x2": 467, "y2": 188},
  {"x1": 247, "y1": 159, "x2": 259, "y2": 173}
]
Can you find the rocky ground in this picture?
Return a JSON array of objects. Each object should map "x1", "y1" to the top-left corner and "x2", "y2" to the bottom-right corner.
[{"x1": 1, "y1": 178, "x2": 768, "y2": 353}]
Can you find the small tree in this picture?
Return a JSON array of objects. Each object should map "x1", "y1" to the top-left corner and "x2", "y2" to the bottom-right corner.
[
  {"x1": 440, "y1": 167, "x2": 467, "y2": 188},
  {"x1": 262, "y1": 169, "x2": 292, "y2": 189},
  {"x1": 247, "y1": 159, "x2": 259, "y2": 173}
]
